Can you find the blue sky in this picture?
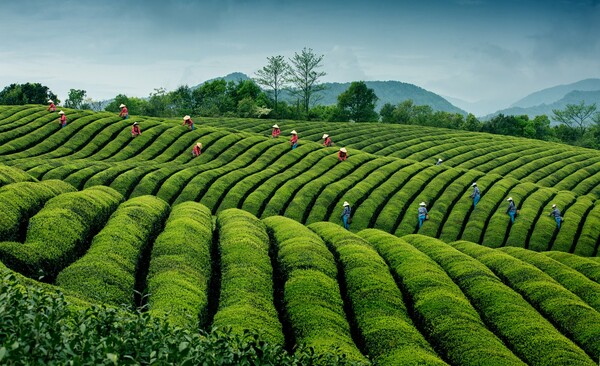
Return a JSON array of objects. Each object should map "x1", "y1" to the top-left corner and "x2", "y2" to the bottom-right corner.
[{"x1": 1, "y1": 0, "x2": 599, "y2": 114}]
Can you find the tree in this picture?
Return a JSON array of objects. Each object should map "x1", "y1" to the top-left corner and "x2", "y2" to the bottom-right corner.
[
  {"x1": 287, "y1": 47, "x2": 326, "y2": 117},
  {"x1": 336, "y1": 81, "x2": 379, "y2": 122},
  {"x1": 105, "y1": 94, "x2": 148, "y2": 115},
  {"x1": 461, "y1": 113, "x2": 482, "y2": 131},
  {"x1": 0, "y1": 83, "x2": 58, "y2": 105},
  {"x1": 169, "y1": 85, "x2": 194, "y2": 116},
  {"x1": 64, "y1": 89, "x2": 87, "y2": 109},
  {"x1": 254, "y1": 55, "x2": 288, "y2": 118},
  {"x1": 379, "y1": 103, "x2": 395, "y2": 123},
  {"x1": 552, "y1": 101, "x2": 597, "y2": 137}
]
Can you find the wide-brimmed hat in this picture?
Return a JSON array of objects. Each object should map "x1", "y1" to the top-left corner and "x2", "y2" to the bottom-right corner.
[
  {"x1": 133, "y1": 122, "x2": 139, "y2": 126},
  {"x1": 343, "y1": 201, "x2": 350, "y2": 206},
  {"x1": 507, "y1": 197, "x2": 513, "y2": 201},
  {"x1": 438, "y1": 158, "x2": 443, "y2": 162},
  {"x1": 323, "y1": 134, "x2": 329, "y2": 139},
  {"x1": 183, "y1": 115, "x2": 191, "y2": 120},
  {"x1": 119, "y1": 104, "x2": 126, "y2": 108},
  {"x1": 272, "y1": 124, "x2": 279, "y2": 128},
  {"x1": 472, "y1": 182, "x2": 477, "y2": 186},
  {"x1": 552, "y1": 204, "x2": 556, "y2": 208},
  {"x1": 340, "y1": 147, "x2": 347, "y2": 153},
  {"x1": 419, "y1": 202, "x2": 427, "y2": 206},
  {"x1": 196, "y1": 142, "x2": 202, "y2": 148},
  {"x1": 48, "y1": 99, "x2": 53, "y2": 103},
  {"x1": 58, "y1": 110, "x2": 64, "y2": 115},
  {"x1": 291, "y1": 130, "x2": 297, "y2": 134}
]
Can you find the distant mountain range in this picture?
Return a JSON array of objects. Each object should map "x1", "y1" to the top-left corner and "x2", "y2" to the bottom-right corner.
[
  {"x1": 198, "y1": 73, "x2": 466, "y2": 115},
  {"x1": 483, "y1": 78, "x2": 600, "y2": 122}
]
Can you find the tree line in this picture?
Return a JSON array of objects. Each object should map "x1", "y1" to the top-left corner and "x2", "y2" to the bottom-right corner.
[{"x1": 1, "y1": 48, "x2": 600, "y2": 149}]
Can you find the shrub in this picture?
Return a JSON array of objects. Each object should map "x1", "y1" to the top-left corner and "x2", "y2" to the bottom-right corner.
[
  {"x1": 309, "y1": 222, "x2": 445, "y2": 365},
  {"x1": 362, "y1": 230, "x2": 522, "y2": 365},
  {"x1": 0, "y1": 273, "x2": 363, "y2": 365},
  {"x1": 263, "y1": 216, "x2": 367, "y2": 363},
  {"x1": 480, "y1": 182, "x2": 538, "y2": 248},
  {"x1": 56, "y1": 196, "x2": 170, "y2": 306},
  {"x1": 503, "y1": 187, "x2": 556, "y2": 249},
  {"x1": 499, "y1": 246, "x2": 600, "y2": 312},
  {"x1": 544, "y1": 251, "x2": 600, "y2": 283},
  {"x1": 213, "y1": 209, "x2": 284, "y2": 345},
  {"x1": 404, "y1": 235, "x2": 591, "y2": 366},
  {"x1": 0, "y1": 164, "x2": 36, "y2": 186},
  {"x1": 572, "y1": 201, "x2": 600, "y2": 256},
  {"x1": 147, "y1": 201, "x2": 213, "y2": 330},
  {"x1": 453, "y1": 242, "x2": 600, "y2": 360},
  {"x1": 0, "y1": 180, "x2": 76, "y2": 241},
  {"x1": 0, "y1": 186, "x2": 123, "y2": 279}
]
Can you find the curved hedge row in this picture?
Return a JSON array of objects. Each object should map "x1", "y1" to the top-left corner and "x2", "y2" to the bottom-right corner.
[
  {"x1": 360, "y1": 230, "x2": 523, "y2": 365},
  {"x1": 0, "y1": 164, "x2": 37, "y2": 186},
  {"x1": 0, "y1": 180, "x2": 76, "y2": 241},
  {"x1": 213, "y1": 209, "x2": 284, "y2": 345},
  {"x1": 499, "y1": 247, "x2": 600, "y2": 312},
  {"x1": 146, "y1": 201, "x2": 214, "y2": 330},
  {"x1": 263, "y1": 216, "x2": 367, "y2": 363},
  {"x1": 0, "y1": 106, "x2": 598, "y2": 255},
  {"x1": 0, "y1": 186, "x2": 123, "y2": 279},
  {"x1": 452, "y1": 241, "x2": 600, "y2": 360},
  {"x1": 308, "y1": 222, "x2": 445, "y2": 365},
  {"x1": 401, "y1": 235, "x2": 591, "y2": 365},
  {"x1": 55, "y1": 196, "x2": 170, "y2": 306}
]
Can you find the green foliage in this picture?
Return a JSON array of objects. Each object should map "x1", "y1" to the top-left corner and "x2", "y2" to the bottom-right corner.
[
  {"x1": 0, "y1": 83, "x2": 58, "y2": 105},
  {"x1": 403, "y1": 235, "x2": 589, "y2": 365},
  {"x1": 454, "y1": 242, "x2": 600, "y2": 360},
  {"x1": 309, "y1": 222, "x2": 444, "y2": 365},
  {"x1": 147, "y1": 201, "x2": 213, "y2": 330},
  {"x1": 0, "y1": 273, "x2": 362, "y2": 365},
  {"x1": 553, "y1": 101, "x2": 597, "y2": 137},
  {"x1": 0, "y1": 180, "x2": 76, "y2": 242},
  {"x1": 104, "y1": 94, "x2": 149, "y2": 115},
  {"x1": 363, "y1": 230, "x2": 522, "y2": 365},
  {"x1": 336, "y1": 81, "x2": 379, "y2": 122},
  {"x1": 0, "y1": 186, "x2": 123, "y2": 279},
  {"x1": 0, "y1": 164, "x2": 37, "y2": 187},
  {"x1": 56, "y1": 196, "x2": 170, "y2": 306},
  {"x1": 214, "y1": 209, "x2": 284, "y2": 345},
  {"x1": 263, "y1": 216, "x2": 367, "y2": 363},
  {"x1": 64, "y1": 89, "x2": 88, "y2": 109},
  {"x1": 500, "y1": 247, "x2": 600, "y2": 313}
]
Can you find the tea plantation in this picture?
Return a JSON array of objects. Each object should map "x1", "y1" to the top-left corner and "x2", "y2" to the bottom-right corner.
[{"x1": 0, "y1": 105, "x2": 599, "y2": 365}]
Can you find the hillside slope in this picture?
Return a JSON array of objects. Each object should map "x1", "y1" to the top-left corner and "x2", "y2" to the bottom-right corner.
[
  {"x1": 1, "y1": 196, "x2": 599, "y2": 365},
  {"x1": 0, "y1": 105, "x2": 599, "y2": 255},
  {"x1": 511, "y1": 78, "x2": 600, "y2": 108}
]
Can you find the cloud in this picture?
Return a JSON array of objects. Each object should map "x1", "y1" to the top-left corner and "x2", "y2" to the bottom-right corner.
[{"x1": 322, "y1": 46, "x2": 367, "y2": 82}]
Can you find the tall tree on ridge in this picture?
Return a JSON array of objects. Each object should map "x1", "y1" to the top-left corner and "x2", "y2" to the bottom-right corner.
[
  {"x1": 287, "y1": 48, "x2": 326, "y2": 117},
  {"x1": 254, "y1": 55, "x2": 288, "y2": 118}
]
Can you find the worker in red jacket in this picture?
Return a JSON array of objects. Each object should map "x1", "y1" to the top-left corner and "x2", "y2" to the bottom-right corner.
[
  {"x1": 272, "y1": 124, "x2": 280, "y2": 138},
  {"x1": 182, "y1": 115, "x2": 194, "y2": 130},
  {"x1": 131, "y1": 122, "x2": 141, "y2": 137},
  {"x1": 323, "y1": 134, "x2": 333, "y2": 147},
  {"x1": 290, "y1": 130, "x2": 298, "y2": 150},
  {"x1": 119, "y1": 104, "x2": 129, "y2": 119},
  {"x1": 338, "y1": 147, "x2": 348, "y2": 161},
  {"x1": 192, "y1": 142, "x2": 202, "y2": 157},
  {"x1": 58, "y1": 111, "x2": 67, "y2": 128},
  {"x1": 47, "y1": 100, "x2": 56, "y2": 112}
]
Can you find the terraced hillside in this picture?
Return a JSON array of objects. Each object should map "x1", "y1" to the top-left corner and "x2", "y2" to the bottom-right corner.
[
  {"x1": 1, "y1": 186, "x2": 599, "y2": 365},
  {"x1": 0, "y1": 105, "x2": 598, "y2": 255}
]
